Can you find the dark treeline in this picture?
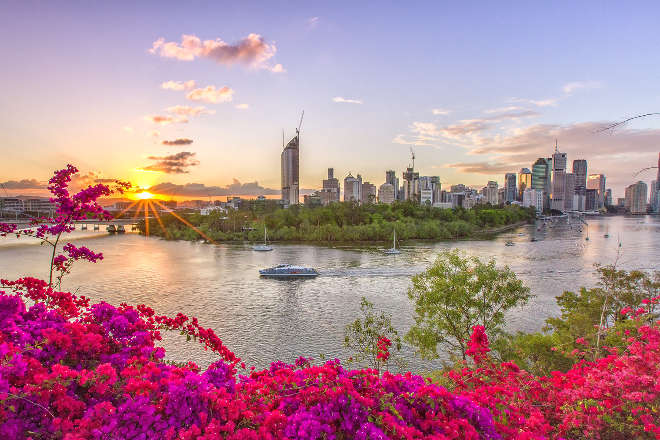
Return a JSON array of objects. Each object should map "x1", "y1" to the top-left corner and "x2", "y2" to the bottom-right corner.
[{"x1": 140, "y1": 201, "x2": 535, "y2": 242}]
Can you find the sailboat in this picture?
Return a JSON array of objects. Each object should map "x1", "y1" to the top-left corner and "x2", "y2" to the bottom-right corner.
[
  {"x1": 252, "y1": 226, "x2": 273, "y2": 251},
  {"x1": 384, "y1": 229, "x2": 401, "y2": 255}
]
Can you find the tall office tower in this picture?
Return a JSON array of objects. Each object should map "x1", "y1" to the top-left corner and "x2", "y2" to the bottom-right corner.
[
  {"x1": 518, "y1": 168, "x2": 532, "y2": 201},
  {"x1": 650, "y1": 180, "x2": 660, "y2": 213},
  {"x1": 281, "y1": 130, "x2": 300, "y2": 205},
  {"x1": 572, "y1": 159, "x2": 588, "y2": 191},
  {"x1": 625, "y1": 181, "x2": 648, "y2": 214},
  {"x1": 361, "y1": 181, "x2": 376, "y2": 204},
  {"x1": 563, "y1": 173, "x2": 576, "y2": 211},
  {"x1": 585, "y1": 189, "x2": 598, "y2": 211},
  {"x1": 482, "y1": 181, "x2": 499, "y2": 205},
  {"x1": 320, "y1": 168, "x2": 340, "y2": 205},
  {"x1": 385, "y1": 170, "x2": 399, "y2": 200},
  {"x1": 402, "y1": 167, "x2": 420, "y2": 201},
  {"x1": 551, "y1": 143, "x2": 567, "y2": 211},
  {"x1": 532, "y1": 157, "x2": 552, "y2": 208},
  {"x1": 587, "y1": 174, "x2": 606, "y2": 209},
  {"x1": 504, "y1": 173, "x2": 517, "y2": 203},
  {"x1": 604, "y1": 188, "x2": 613, "y2": 207},
  {"x1": 378, "y1": 183, "x2": 395, "y2": 204},
  {"x1": 343, "y1": 173, "x2": 362, "y2": 203}
]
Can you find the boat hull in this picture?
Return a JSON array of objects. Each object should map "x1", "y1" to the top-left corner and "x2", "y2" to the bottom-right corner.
[{"x1": 259, "y1": 272, "x2": 318, "y2": 278}]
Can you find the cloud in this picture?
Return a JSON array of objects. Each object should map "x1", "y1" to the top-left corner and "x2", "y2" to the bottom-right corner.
[
  {"x1": 394, "y1": 110, "x2": 541, "y2": 146},
  {"x1": 144, "y1": 114, "x2": 188, "y2": 125},
  {"x1": 166, "y1": 105, "x2": 215, "y2": 116},
  {"x1": 270, "y1": 63, "x2": 285, "y2": 73},
  {"x1": 235, "y1": 103, "x2": 249, "y2": 110},
  {"x1": 484, "y1": 106, "x2": 523, "y2": 114},
  {"x1": 123, "y1": 126, "x2": 133, "y2": 133},
  {"x1": 432, "y1": 108, "x2": 451, "y2": 116},
  {"x1": 333, "y1": 96, "x2": 363, "y2": 104},
  {"x1": 161, "y1": 80, "x2": 197, "y2": 91},
  {"x1": 508, "y1": 97, "x2": 558, "y2": 107},
  {"x1": 186, "y1": 85, "x2": 234, "y2": 103},
  {"x1": 148, "y1": 179, "x2": 279, "y2": 196},
  {"x1": 307, "y1": 16, "x2": 319, "y2": 29},
  {"x1": 162, "y1": 138, "x2": 193, "y2": 146},
  {"x1": 141, "y1": 152, "x2": 199, "y2": 174},
  {"x1": 148, "y1": 130, "x2": 160, "y2": 138},
  {"x1": 446, "y1": 161, "x2": 521, "y2": 175},
  {"x1": 0, "y1": 179, "x2": 44, "y2": 190},
  {"x1": 563, "y1": 80, "x2": 602, "y2": 94},
  {"x1": 149, "y1": 33, "x2": 283, "y2": 72}
]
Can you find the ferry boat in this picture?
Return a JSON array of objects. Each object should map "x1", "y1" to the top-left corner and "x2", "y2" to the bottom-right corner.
[
  {"x1": 259, "y1": 264, "x2": 319, "y2": 278},
  {"x1": 106, "y1": 224, "x2": 117, "y2": 233}
]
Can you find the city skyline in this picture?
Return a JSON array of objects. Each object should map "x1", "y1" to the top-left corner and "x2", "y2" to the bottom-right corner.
[{"x1": 2, "y1": 2, "x2": 660, "y2": 199}]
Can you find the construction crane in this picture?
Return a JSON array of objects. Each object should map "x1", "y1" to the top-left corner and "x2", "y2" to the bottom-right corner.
[
  {"x1": 297, "y1": 110, "x2": 304, "y2": 135},
  {"x1": 410, "y1": 146, "x2": 416, "y2": 169}
]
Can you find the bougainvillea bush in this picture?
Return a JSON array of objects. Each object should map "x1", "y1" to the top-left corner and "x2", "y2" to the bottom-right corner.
[{"x1": 1, "y1": 166, "x2": 659, "y2": 439}]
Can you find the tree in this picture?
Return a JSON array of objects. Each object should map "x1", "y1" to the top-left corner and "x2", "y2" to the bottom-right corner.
[
  {"x1": 344, "y1": 297, "x2": 403, "y2": 371},
  {"x1": 405, "y1": 250, "x2": 531, "y2": 360}
]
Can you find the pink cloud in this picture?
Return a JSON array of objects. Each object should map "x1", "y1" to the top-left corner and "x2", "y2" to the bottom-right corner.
[
  {"x1": 149, "y1": 33, "x2": 283, "y2": 72},
  {"x1": 186, "y1": 85, "x2": 234, "y2": 103},
  {"x1": 166, "y1": 105, "x2": 215, "y2": 116},
  {"x1": 161, "y1": 80, "x2": 196, "y2": 91}
]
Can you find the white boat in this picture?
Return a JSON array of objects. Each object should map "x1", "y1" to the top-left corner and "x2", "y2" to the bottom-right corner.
[
  {"x1": 259, "y1": 264, "x2": 319, "y2": 278},
  {"x1": 384, "y1": 229, "x2": 401, "y2": 255},
  {"x1": 253, "y1": 226, "x2": 273, "y2": 251}
]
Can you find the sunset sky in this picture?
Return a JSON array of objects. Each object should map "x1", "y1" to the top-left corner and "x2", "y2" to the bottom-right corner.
[{"x1": 2, "y1": 1, "x2": 660, "y2": 199}]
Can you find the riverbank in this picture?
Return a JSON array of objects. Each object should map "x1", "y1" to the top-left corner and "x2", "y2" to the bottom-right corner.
[{"x1": 139, "y1": 204, "x2": 536, "y2": 244}]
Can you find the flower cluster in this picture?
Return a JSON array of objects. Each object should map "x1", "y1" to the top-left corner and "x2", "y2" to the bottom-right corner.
[
  {"x1": 0, "y1": 281, "x2": 499, "y2": 439},
  {"x1": 376, "y1": 336, "x2": 392, "y2": 362}
]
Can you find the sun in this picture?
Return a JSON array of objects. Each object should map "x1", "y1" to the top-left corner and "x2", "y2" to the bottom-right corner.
[{"x1": 136, "y1": 191, "x2": 154, "y2": 200}]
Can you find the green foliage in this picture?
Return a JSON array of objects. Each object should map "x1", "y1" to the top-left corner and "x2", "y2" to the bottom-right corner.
[
  {"x1": 343, "y1": 297, "x2": 403, "y2": 371},
  {"x1": 405, "y1": 250, "x2": 531, "y2": 360},
  {"x1": 140, "y1": 201, "x2": 535, "y2": 242},
  {"x1": 495, "y1": 265, "x2": 660, "y2": 375}
]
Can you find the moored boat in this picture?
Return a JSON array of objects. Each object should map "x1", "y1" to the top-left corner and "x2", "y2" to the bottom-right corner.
[
  {"x1": 383, "y1": 229, "x2": 401, "y2": 255},
  {"x1": 259, "y1": 264, "x2": 319, "y2": 278},
  {"x1": 116, "y1": 225, "x2": 125, "y2": 234},
  {"x1": 253, "y1": 226, "x2": 273, "y2": 251},
  {"x1": 106, "y1": 225, "x2": 116, "y2": 233}
]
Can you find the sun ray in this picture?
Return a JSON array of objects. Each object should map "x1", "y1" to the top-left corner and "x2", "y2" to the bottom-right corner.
[
  {"x1": 130, "y1": 200, "x2": 144, "y2": 222},
  {"x1": 113, "y1": 200, "x2": 140, "y2": 219},
  {"x1": 144, "y1": 200, "x2": 149, "y2": 237},
  {"x1": 148, "y1": 200, "x2": 171, "y2": 239},
  {"x1": 153, "y1": 200, "x2": 216, "y2": 244}
]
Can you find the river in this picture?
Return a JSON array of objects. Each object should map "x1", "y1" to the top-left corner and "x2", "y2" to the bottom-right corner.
[{"x1": 1, "y1": 215, "x2": 658, "y2": 372}]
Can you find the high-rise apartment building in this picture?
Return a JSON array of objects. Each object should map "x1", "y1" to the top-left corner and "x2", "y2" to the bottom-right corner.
[
  {"x1": 518, "y1": 168, "x2": 532, "y2": 201},
  {"x1": 343, "y1": 173, "x2": 362, "y2": 203},
  {"x1": 320, "y1": 168, "x2": 340, "y2": 205},
  {"x1": 482, "y1": 181, "x2": 499, "y2": 205},
  {"x1": 378, "y1": 183, "x2": 395, "y2": 204},
  {"x1": 587, "y1": 174, "x2": 606, "y2": 209},
  {"x1": 522, "y1": 188, "x2": 544, "y2": 212},
  {"x1": 551, "y1": 145, "x2": 567, "y2": 211},
  {"x1": 532, "y1": 158, "x2": 552, "y2": 194},
  {"x1": 281, "y1": 131, "x2": 300, "y2": 205},
  {"x1": 385, "y1": 170, "x2": 399, "y2": 200},
  {"x1": 362, "y1": 182, "x2": 376, "y2": 204},
  {"x1": 563, "y1": 173, "x2": 576, "y2": 211},
  {"x1": 572, "y1": 159, "x2": 588, "y2": 191},
  {"x1": 504, "y1": 173, "x2": 517, "y2": 203},
  {"x1": 625, "y1": 181, "x2": 648, "y2": 214},
  {"x1": 604, "y1": 188, "x2": 613, "y2": 207},
  {"x1": 585, "y1": 189, "x2": 598, "y2": 211}
]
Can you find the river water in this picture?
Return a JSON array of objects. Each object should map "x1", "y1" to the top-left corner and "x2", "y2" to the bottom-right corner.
[{"x1": 1, "y1": 215, "x2": 658, "y2": 372}]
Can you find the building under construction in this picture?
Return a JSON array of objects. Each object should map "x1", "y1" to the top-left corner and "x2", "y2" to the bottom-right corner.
[{"x1": 281, "y1": 112, "x2": 303, "y2": 206}]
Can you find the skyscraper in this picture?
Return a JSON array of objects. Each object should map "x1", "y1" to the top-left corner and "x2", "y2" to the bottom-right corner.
[
  {"x1": 344, "y1": 173, "x2": 362, "y2": 203},
  {"x1": 572, "y1": 159, "x2": 587, "y2": 191},
  {"x1": 564, "y1": 173, "x2": 576, "y2": 211},
  {"x1": 320, "y1": 168, "x2": 340, "y2": 205},
  {"x1": 378, "y1": 183, "x2": 395, "y2": 204},
  {"x1": 532, "y1": 158, "x2": 552, "y2": 208},
  {"x1": 402, "y1": 167, "x2": 419, "y2": 201},
  {"x1": 587, "y1": 174, "x2": 606, "y2": 209},
  {"x1": 504, "y1": 173, "x2": 517, "y2": 203},
  {"x1": 551, "y1": 144, "x2": 567, "y2": 211},
  {"x1": 482, "y1": 181, "x2": 499, "y2": 205},
  {"x1": 362, "y1": 181, "x2": 376, "y2": 204},
  {"x1": 385, "y1": 170, "x2": 399, "y2": 200},
  {"x1": 281, "y1": 130, "x2": 300, "y2": 205},
  {"x1": 518, "y1": 168, "x2": 532, "y2": 201},
  {"x1": 625, "y1": 181, "x2": 648, "y2": 214}
]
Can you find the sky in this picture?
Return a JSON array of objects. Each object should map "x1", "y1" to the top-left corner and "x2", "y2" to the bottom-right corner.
[{"x1": 1, "y1": 0, "x2": 660, "y2": 200}]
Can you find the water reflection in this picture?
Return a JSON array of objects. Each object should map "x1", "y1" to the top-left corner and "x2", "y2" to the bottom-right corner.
[{"x1": 0, "y1": 215, "x2": 658, "y2": 372}]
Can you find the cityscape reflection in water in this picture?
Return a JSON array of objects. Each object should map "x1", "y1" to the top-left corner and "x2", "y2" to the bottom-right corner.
[{"x1": 0, "y1": 215, "x2": 658, "y2": 372}]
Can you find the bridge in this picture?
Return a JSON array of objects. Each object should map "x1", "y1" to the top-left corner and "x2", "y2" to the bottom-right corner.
[{"x1": 2, "y1": 217, "x2": 153, "y2": 231}]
